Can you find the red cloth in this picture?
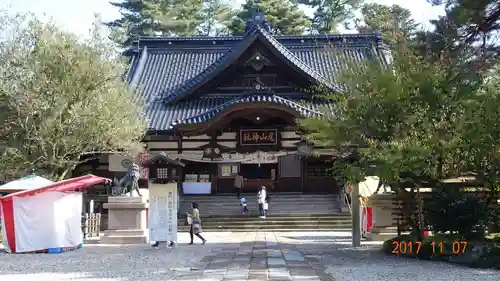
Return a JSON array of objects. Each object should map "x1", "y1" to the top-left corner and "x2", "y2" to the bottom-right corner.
[
  {"x1": 424, "y1": 227, "x2": 429, "y2": 238},
  {"x1": 362, "y1": 207, "x2": 373, "y2": 233}
]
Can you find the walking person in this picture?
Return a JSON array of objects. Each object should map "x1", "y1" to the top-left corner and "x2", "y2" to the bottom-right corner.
[
  {"x1": 240, "y1": 197, "x2": 250, "y2": 215},
  {"x1": 257, "y1": 186, "x2": 267, "y2": 219},
  {"x1": 187, "y1": 202, "x2": 206, "y2": 245},
  {"x1": 233, "y1": 173, "x2": 244, "y2": 199}
]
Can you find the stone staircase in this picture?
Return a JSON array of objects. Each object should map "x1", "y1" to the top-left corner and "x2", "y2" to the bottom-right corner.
[{"x1": 177, "y1": 194, "x2": 351, "y2": 232}]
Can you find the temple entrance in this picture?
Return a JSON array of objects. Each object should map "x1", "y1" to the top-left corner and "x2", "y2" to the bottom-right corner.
[
  {"x1": 240, "y1": 163, "x2": 277, "y2": 193},
  {"x1": 174, "y1": 103, "x2": 315, "y2": 195}
]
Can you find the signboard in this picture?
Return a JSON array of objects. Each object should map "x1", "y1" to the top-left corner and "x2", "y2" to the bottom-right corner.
[
  {"x1": 148, "y1": 183, "x2": 178, "y2": 243},
  {"x1": 218, "y1": 163, "x2": 239, "y2": 177},
  {"x1": 240, "y1": 129, "x2": 278, "y2": 146}
]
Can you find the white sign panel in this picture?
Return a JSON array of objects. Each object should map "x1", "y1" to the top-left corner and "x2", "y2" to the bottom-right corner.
[{"x1": 148, "y1": 183, "x2": 178, "y2": 243}]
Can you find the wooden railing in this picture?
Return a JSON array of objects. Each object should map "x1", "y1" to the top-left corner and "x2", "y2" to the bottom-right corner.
[{"x1": 82, "y1": 213, "x2": 101, "y2": 239}]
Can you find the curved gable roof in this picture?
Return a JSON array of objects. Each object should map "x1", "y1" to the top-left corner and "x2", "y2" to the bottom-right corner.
[
  {"x1": 160, "y1": 25, "x2": 341, "y2": 104},
  {"x1": 170, "y1": 93, "x2": 326, "y2": 128}
]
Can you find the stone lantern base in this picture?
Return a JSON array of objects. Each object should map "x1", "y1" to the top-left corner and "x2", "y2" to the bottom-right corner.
[{"x1": 101, "y1": 196, "x2": 149, "y2": 244}]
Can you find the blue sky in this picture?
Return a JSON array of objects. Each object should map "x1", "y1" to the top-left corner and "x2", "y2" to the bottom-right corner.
[{"x1": 0, "y1": 0, "x2": 445, "y2": 37}]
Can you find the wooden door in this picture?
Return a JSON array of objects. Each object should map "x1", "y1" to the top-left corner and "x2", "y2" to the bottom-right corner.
[{"x1": 277, "y1": 155, "x2": 302, "y2": 192}]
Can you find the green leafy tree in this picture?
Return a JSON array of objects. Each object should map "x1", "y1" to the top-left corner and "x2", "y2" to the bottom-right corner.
[
  {"x1": 299, "y1": 40, "x2": 488, "y2": 238},
  {"x1": 229, "y1": 0, "x2": 311, "y2": 35},
  {"x1": 356, "y1": 3, "x2": 419, "y2": 47},
  {"x1": 0, "y1": 12, "x2": 147, "y2": 180},
  {"x1": 199, "y1": 0, "x2": 237, "y2": 36},
  {"x1": 297, "y1": 0, "x2": 364, "y2": 33}
]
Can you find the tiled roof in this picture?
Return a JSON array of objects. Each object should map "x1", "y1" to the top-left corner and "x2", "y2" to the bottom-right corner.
[
  {"x1": 127, "y1": 33, "x2": 383, "y2": 105},
  {"x1": 126, "y1": 28, "x2": 387, "y2": 131},
  {"x1": 160, "y1": 25, "x2": 342, "y2": 103},
  {"x1": 146, "y1": 94, "x2": 335, "y2": 131}
]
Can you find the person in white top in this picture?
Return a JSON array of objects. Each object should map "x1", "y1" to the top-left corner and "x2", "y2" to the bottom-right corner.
[{"x1": 257, "y1": 186, "x2": 267, "y2": 218}]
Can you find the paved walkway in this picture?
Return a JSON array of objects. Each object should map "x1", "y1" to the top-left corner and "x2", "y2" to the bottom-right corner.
[{"x1": 1, "y1": 232, "x2": 499, "y2": 281}]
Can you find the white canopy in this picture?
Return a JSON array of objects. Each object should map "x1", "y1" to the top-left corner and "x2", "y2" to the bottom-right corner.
[{"x1": 0, "y1": 175, "x2": 53, "y2": 192}]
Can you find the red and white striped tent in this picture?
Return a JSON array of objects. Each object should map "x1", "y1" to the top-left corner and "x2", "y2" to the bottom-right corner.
[{"x1": 0, "y1": 175, "x2": 108, "y2": 253}]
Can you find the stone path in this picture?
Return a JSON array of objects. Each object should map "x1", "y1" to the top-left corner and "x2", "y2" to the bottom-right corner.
[
  {"x1": 190, "y1": 232, "x2": 332, "y2": 281},
  {"x1": 1, "y1": 231, "x2": 499, "y2": 281}
]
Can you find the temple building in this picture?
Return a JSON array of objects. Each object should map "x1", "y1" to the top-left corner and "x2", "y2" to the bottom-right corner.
[{"x1": 77, "y1": 13, "x2": 390, "y2": 198}]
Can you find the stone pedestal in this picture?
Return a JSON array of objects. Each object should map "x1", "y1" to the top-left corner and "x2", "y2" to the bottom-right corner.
[
  {"x1": 365, "y1": 193, "x2": 399, "y2": 241},
  {"x1": 101, "y1": 196, "x2": 149, "y2": 244}
]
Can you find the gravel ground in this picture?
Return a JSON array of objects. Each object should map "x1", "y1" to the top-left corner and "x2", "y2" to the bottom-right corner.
[
  {"x1": 0, "y1": 233, "x2": 214, "y2": 281},
  {"x1": 0, "y1": 232, "x2": 499, "y2": 281},
  {"x1": 281, "y1": 232, "x2": 500, "y2": 281}
]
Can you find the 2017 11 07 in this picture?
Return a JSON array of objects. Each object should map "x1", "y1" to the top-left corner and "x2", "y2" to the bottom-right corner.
[{"x1": 392, "y1": 240, "x2": 467, "y2": 256}]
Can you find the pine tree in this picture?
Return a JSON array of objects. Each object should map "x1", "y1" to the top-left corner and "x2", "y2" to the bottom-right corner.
[
  {"x1": 106, "y1": 0, "x2": 205, "y2": 46},
  {"x1": 356, "y1": 3, "x2": 418, "y2": 47},
  {"x1": 297, "y1": 0, "x2": 363, "y2": 34},
  {"x1": 106, "y1": 1, "x2": 153, "y2": 46},
  {"x1": 199, "y1": 0, "x2": 236, "y2": 36},
  {"x1": 423, "y1": 0, "x2": 500, "y2": 70},
  {"x1": 142, "y1": 0, "x2": 205, "y2": 37},
  {"x1": 229, "y1": 0, "x2": 311, "y2": 35}
]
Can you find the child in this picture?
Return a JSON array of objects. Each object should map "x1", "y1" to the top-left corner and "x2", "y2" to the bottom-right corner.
[{"x1": 240, "y1": 197, "x2": 249, "y2": 214}]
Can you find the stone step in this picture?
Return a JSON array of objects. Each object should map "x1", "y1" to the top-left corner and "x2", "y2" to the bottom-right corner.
[
  {"x1": 189, "y1": 217, "x2": 351, "y2": 222},
  {"x1": 176, "y1": 211, "x2": 352, "y2": 232},
  {"x1": 177, "y1": 227, "x2": 352, "y2": 232},
  {"x1": 100, "y1": 235, "x2": 147, "y2": 244},
  {"x1": 180, "y1": 201, "x2": 339, "y2": 205},
  {"x1": 179, "y1": 194, "x2": 345, "y2": 218},
  {"x1": 185, "y1": 206, "x2": 340, "y2": 211},
  {"x1": 179, "y1": 219, "x2": 351, "y2": 228},
  {"x1": 182, "y1": 195, "x2": 338, "y2": 201},
  {"x1": 179, "y1": 214, "x2": 351, "y2": 219},
  {"x1": 103, "y1": 229, "x2": 148, "y2": 237},
  {"x1": 183, "y1": 220, "x2": 351, "y2": 225},
  {"x1": 178, "y1": 224, "x2": 352, "y2": 231},
  {"x1": 180, "y1": 199, "x2": 339, "y2": 203},
  {"x1": 182, "y1": 204, "x2": 340, "y2": 208},
  {"x1": 183, "y1": 211, "x2": 342, "y2": 216}
]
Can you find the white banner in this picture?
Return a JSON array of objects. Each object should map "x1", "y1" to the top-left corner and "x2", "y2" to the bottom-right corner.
[{"x1": 148, "y1": 183, "x2": 178, "y2": 243}]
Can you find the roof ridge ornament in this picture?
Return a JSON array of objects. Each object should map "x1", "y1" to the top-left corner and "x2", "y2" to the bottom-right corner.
[{"x1": 245, "y1": 11, "x2": 272, "y2": 33}]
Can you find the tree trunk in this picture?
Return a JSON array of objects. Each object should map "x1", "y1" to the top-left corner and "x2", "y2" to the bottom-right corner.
[
  {"x1": 57, "y1": 166, "x2": 74, "y2": 181},
  {"x1": 416, "y1": 185, "x2": 425, "y2": 239}
]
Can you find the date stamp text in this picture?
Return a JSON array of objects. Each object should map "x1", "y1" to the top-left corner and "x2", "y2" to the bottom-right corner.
[{"x1": 391, "y1": 240, "x2": 467, "y2": 256}]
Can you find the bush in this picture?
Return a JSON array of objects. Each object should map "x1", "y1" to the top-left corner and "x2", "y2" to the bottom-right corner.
[
  {"x1": 472, "y1": 245, "x2": 500, "y2": 269},
  {"x1": 425, "y1": 186, "x2": 489, "y2": 239}
]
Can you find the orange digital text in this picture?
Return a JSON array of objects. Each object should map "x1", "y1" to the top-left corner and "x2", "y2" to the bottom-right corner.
[{"x1": 391, "y1": 240, "x2": 467, "y2": 256}]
